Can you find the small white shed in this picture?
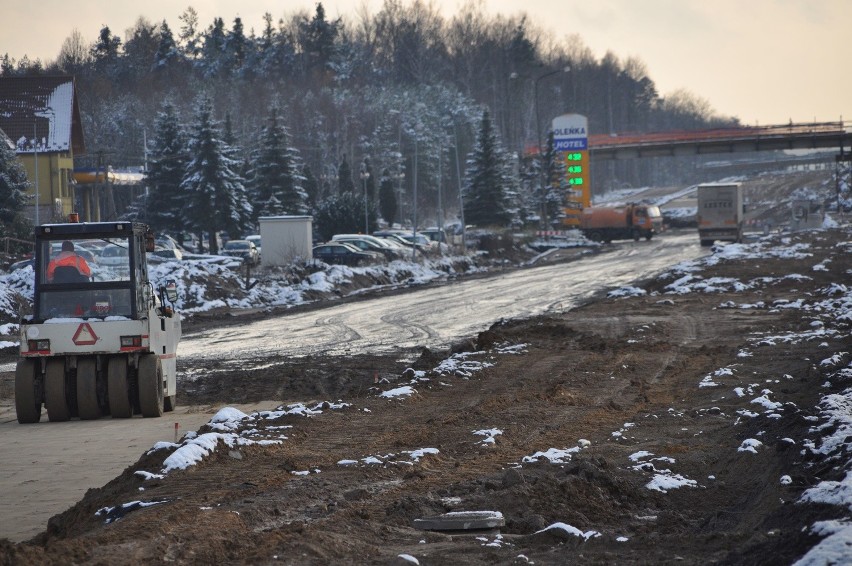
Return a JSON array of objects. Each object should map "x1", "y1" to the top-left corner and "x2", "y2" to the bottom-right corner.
[{"x1": 258, "y1": 215, "x2": 313, "y2": 266}]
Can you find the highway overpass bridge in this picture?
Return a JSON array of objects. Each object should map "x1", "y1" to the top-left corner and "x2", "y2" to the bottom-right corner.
[{"x1": 588, "y1": 121, "x2": 852, "y2": 161}]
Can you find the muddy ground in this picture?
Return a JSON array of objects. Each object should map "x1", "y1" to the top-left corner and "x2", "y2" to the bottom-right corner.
[{"x1": 1, "y1": 227, "x2": 851, "y2": 565}]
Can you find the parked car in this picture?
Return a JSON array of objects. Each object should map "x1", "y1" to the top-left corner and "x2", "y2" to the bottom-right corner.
[
  {"x1": 420, "y1": 227, "x2": 448, "y2": 244},
  {"x1": 312, "y1": 242, "x2": 383, "y2": 266},
  {"x1": 419, "y1": 228, "x2": 450, "y2": 253},
  {"x1": 98, "y1": 244, "x2": 129, "y2": 266},
  {"x1": 149, "y1": 247, "x2": 184, "y2": 262},
  {"x1": 332, "y1": 237, "x2": 397, "y2": 260},
  {"x1": 156, "y1": 235, "x2": 189, "y2": 253},
  {"x1": 96, "y1": 244, "x2": 131, "y2": 278},
  {"x1": 222, "y1": 240, "x2": 260, "y2": 265},
  {"x1": 245, "y1": 234, "x2": 261, "y2": 257},
  {"x1": 373, "y1": 231, "x2": 434, "y2": 255},
  {"x1": 9, "y1": 258, "x2": 34, "y2": 272},
  {"x1": 331, "y1": 234, "x2": 405, "y2": 259}
]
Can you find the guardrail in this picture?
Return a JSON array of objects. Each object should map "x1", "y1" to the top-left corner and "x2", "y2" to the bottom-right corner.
[{"x1": 2, "y1": 236, "x2": 33, "y2": 255}]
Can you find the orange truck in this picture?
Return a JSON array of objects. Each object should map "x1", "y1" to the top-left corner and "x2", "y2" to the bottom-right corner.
[{"x1": 578, "y1": 204, "x2": 663, "y2": 242}]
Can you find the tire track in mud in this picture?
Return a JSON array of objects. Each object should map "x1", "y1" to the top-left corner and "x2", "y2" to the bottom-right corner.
[
  {"x1": 312, "y1": 314, "x2": 363, "y2": 354},
  {"x1": 379, "y1": 311, "x2": 440, "y2": 344}
]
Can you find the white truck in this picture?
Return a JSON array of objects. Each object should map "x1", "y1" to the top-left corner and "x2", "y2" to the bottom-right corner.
[
  {"x1": 15, "y1": 220, "x2": 181, "y2": 423},
  {"x1": 696, "y1": 183, "x2": 744, "y2": 246}
]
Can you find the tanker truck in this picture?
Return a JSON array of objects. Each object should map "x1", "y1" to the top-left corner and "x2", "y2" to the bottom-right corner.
[
  {"x1": 578, "y1": 203, "x2": 663, "y2": 243},
  {"x1": 15, "y1": 219, "x2": 181, "y2": 423}
]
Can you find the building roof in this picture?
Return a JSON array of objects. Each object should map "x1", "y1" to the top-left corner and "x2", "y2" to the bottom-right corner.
[{"x1": 0, "y1": 75, "x2": 85, "y2": 156}]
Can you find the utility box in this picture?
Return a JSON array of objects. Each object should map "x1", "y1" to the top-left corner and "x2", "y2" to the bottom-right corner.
[
  {"x1": 258, "y1": 216, "x2": 313, "y2": 266},
  {"x1": 791, "y1": 199, "x2": 822, "y2": 231},
  {"x1": 696, "y1": 183, "x2": 744, "y2": 246}
]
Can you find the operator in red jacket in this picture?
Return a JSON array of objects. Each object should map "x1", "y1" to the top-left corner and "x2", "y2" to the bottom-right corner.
[{"x1": 47, "y1": 240, "x2": 92, "y2": 282}]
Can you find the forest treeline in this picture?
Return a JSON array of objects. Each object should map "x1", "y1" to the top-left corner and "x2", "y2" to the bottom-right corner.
[{"x1": 2, "y1": 0, "x2": 736, "y2": 230}]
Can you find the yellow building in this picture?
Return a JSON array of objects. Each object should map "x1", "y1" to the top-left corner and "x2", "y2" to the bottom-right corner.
[{"x1": 0, "y1": 76, "x2": 85, "y2": 224}]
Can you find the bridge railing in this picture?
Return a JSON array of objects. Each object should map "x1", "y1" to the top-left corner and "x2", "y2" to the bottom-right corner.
[{"x1": 589, "y1": 120, "x2": 848, "y2": 149}]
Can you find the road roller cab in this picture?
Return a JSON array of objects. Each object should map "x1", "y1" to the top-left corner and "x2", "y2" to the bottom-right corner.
[{"x1": 15, "y1": 220, "x2": 181, "y2": 423}]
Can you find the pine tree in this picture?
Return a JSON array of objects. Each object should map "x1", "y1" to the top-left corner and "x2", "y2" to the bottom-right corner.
[
  {"x1": 302, "y1": 164, "x2": 319, "y2": 210},
  {"x1": 542, "y1": 130, "x2": 568, "y2": 226},
  {"x1": 314, "y1": 192, "x2": 372, "y2": 240},
  {"x1": 298, "y1": 3, "x2": 340, "y2": 74},
  {"x1": 463, "y1": 109, "x2": 513, "y2": 227},
  {"x1": 221, "y1": 113, "x2": 254, "y2": 234},
  {"x1": 181, "y1": 95, "x2": 249, "y2": 253},
  {"x1": 154, "y1": 21, "x2": 180, "y2": 69},
  {"x1": 199, "y1": 17, "x2": 226, "y2": 78},
  {"x1": 224, "y1": 17, "x2": 248, "y2": 75},
  {"x1": 145, "y1": 101, "x2": 187, "y2": 234},
  {"x1": 0, "y1": 135, "x2": 32, "y2": 248},
  {"x1": 249, "y1": 105, "x2": 308, "y2": 222},
  {"x1": 91, "y1": 26, "x2": 121, "y2": 68},
  {"x1": 379, "y1": 168, "x2": 397, "y2": 226},
  {"x1": 337, "y1": 155, "x2": 355, "y2": 193},
  {"x1": 90, "y1": 25, "x2": 122, "y2": 84},
  {"x1": 178, "y1": 7, "x2": 201, "y2": 60}
]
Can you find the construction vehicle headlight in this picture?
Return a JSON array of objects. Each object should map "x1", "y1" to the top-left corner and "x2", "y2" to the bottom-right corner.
[
  {"x1": 28, "y1": 339, "x2": 50, "y2": 351},
  {"x1": 120, "y1": 335, "x2": 142, "y2": 347}
]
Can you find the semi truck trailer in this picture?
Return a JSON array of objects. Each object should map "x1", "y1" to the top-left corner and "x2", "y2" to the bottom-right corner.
[{"x1": 696, "y1": 183, "x2": 744, "y2": 246}]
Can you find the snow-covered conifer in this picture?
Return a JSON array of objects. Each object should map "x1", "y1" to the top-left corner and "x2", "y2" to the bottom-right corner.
[
  {"x1": 249, "y1": 105, "x2": 309, "y2": 221},
  {"x1": 180, "y1": 95, "x2": 249, "y2": 253},
  {"x1": 463, "y1": 109, "x2": 513, "y2": 227},
  {"x1": 145, "y1": 101, "x2": 188, "y2": 234}
]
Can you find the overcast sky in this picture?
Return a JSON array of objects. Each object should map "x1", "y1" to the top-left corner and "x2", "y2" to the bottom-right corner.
[{"x1": 2, "y1": 0, "x2": 848, "y2": 128}]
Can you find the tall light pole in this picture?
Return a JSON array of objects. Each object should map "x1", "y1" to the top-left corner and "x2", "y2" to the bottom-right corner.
[
  {"x1": 534, "y1": 66, "x2": 570, "y2": 233},
  {"x1": 436, "y1": 147, "x2": 443, "y2": 232},
  {"x1": 411, "y1": 134, "x2": 418, "y2": 262},
  {"x1": 33, "y1": 125, "x2": 39, "y2": 226},
  {"x1": 453, "y1": 120, "x2": 465, "y2": 253},
  {"x1": 359, "y1": 162, "x2": 370, "y2": 234},
  {"x1": 394, "y1": 167, "x2": 405, "y2": 229},
  {"x1": 320, "y1": 164, "x2": 337, "y2": 200}
]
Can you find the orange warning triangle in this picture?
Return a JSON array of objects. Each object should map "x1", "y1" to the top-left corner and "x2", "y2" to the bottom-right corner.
[{"x1": 72, "y1": 323, "x2": 98, "y2": 346}]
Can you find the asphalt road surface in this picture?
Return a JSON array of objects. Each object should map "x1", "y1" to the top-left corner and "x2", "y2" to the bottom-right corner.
[{"x1": 0, "y1": 231, "x2": 704, "y2": 542}]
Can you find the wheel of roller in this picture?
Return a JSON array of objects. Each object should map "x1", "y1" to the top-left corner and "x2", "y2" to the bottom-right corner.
[
  {"x1": 15, "y1": 359, "x2": 41, "y2": 424},
  {"x1": 44, "y1": 358, "x2": 70, "y2": 422},
  {"x1": 108, "y1": 356, "x2": 133, "y2": 418},
  {"x1": 76, "y1": 357, "x2": 101, "y2": 420},
  {"x1": 138, "y1": 354, "x2": 164, "y2": 418}
]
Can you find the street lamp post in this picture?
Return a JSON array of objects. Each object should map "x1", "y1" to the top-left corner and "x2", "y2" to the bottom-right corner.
[
  {"x1": 320, "y1": 164, "x2": 337, "y2": 200},
  {"x1": 411, "y1": 135, "x2": 418, "y2": 262},
  {"x1": 452, "y1": 121, "x2": 465, "y2": 253},
  {"x1": 534, "y1": 66, "x2": 570, "y2": 233},
  {"x1": 359, "y1": 164, "x2": 370, "y2": 234},
  {"x1": 33, "y1": 125, "x2": 39, "y2": 226},
  {"x1": 393, "y1": 167, "x2": 405, "y2": 229},
  {"x1": 436, "y1": 148, "x2": 443, "y2": 233}
]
